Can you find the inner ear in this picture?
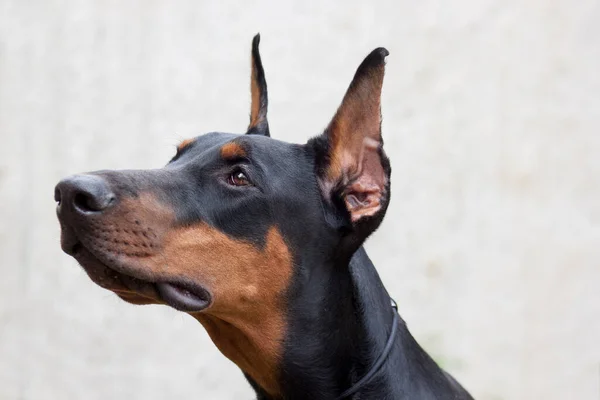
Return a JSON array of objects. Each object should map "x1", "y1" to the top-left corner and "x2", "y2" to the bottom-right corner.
[
  {"x1": 246, "y1": 34, "x2": 270, "y2": 137},
  {"x1": 313, "y1": 47, "x2": 390, "y2": 225},
  {"x1": 343, "y1": 140, "x2": 387, "y2": 222}
]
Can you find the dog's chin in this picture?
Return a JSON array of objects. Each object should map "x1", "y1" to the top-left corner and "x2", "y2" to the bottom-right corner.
[{"x1": 65, "y1": 241, "x2": 212, "y2": 312}]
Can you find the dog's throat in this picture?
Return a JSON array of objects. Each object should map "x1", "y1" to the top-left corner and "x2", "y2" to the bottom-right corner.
[{"x1": 191, "y1": 312, "x2": 285, "y2": 398}]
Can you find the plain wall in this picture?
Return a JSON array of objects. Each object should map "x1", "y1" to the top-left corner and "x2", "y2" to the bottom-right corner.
[{"x1": 1, "y1": 1, "x2": 599, "y2": 399}]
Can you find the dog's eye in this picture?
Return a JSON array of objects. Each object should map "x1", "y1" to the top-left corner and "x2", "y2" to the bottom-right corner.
[{"x1": 227, "y1": 170, "x2": 251, "y2": 186}]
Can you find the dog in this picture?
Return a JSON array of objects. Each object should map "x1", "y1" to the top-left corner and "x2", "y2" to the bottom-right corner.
[{"x1": 55, "y1": 35, "x2": 473, "y2": 399}]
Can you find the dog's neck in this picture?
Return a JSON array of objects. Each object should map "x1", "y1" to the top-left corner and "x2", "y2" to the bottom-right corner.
[
  {"x1": 287, "y1": 247, "x2": 472, "y2": 400},
  {"x1": 273, "y1": 246, "x2": 402, "y2": 399}
]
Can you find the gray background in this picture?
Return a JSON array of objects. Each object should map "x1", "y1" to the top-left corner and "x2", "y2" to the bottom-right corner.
[{"x1": 1, "y1": 1, "x2": 599, "y2": 399}]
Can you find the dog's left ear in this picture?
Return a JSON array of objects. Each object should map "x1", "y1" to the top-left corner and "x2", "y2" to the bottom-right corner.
[
  {"x1": 246, "y1": 34, "x2": 270, "y2": 137},
  {"x1": 312, "y1": 48, "x2": 390, "y2": 226}
]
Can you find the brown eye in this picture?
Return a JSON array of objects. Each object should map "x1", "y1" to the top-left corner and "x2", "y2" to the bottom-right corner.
[{"x1": 227, "y1": 170, "x2": 250, "y2": 186}]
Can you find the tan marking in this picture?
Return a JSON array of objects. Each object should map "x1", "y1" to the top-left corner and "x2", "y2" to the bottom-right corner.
[
  {"x1": 220, "y1": 142, "x2": 247, "y2": 159},
  {"x1": 166, "y1": 225, "x2": 292, "y2": 397},
  {"x1": 177, "y1": 138, "x2": 195, "y2": 152}
]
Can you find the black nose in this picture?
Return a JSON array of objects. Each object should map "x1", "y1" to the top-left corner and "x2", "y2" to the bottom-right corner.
[{"x1": 55, "y1": 175, "x2": 115, "y2": 214}]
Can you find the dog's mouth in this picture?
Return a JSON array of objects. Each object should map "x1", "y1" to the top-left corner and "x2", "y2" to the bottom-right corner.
[{"x1": 66, "y1": 237, "x2": 212, "y2": 312}]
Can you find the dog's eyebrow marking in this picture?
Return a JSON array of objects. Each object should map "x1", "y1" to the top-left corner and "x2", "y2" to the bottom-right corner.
[
  {"x1": 220, "y1": 142, "x2": 247, "y2": 159},
  {"x1": 177, "y1": 138, "x2": 195, "y2": 152}
]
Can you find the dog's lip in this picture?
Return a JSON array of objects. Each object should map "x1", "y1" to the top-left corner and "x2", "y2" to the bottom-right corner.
[
  {"x1": 67, "y1": 238, "x2": 212, "y2": 312},
  {"x1": 68, "y1": 240, "x2": 157, "y2": 294},
  {"x1": 156, "y1": 282, "x2": 212, "y2": 312}
]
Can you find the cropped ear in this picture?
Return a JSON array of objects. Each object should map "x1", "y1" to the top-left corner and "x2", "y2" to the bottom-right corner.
[
  {"x1": 313, "y1": 48, "x2": 390, "y2": 226},
  {"x1": 246, "y1": 34, "x2": 270, "y2": 137}
]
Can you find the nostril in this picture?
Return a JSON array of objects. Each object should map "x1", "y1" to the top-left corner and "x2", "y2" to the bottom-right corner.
[
  {"x1": 74, "y1": 192, "x2": 100, "y2": 212},
  {"x1": 73, "y1": 191, "x2": 115, "y2": 213},
  {"x1": 54, "y1": 186, "x2": 62, "y2": 204}
]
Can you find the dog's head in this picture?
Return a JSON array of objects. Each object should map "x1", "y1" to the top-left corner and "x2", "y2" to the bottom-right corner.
[{"x1": 55, "y1": 35, "x2": 390, "y2": 396}]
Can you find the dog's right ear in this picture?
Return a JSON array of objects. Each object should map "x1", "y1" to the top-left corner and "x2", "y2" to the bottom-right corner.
[{"x1": 246, "y1": 34, "x2": 270, "y2": 137}]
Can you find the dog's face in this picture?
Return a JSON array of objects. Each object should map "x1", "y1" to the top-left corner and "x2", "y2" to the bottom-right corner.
[
  {"x1": 57, "y1": 132, "x2": 328, "y2": 312},
  {"x1": 55, "y1": 35, "x2": 390, "y2": 396}
]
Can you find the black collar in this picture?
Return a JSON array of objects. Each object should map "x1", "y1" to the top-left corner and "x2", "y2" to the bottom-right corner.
[{"x1": 336, "y1": 298, "x2": 400, "y2": 399}]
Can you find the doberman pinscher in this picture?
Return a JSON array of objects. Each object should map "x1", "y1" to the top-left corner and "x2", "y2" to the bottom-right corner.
[{"x1": 55, "y1": 35, "x2": 473, "y2": 399}]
